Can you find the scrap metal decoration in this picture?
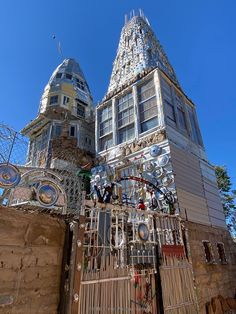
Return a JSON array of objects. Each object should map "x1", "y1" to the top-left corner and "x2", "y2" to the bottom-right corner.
[{"x1": 0, "y1": 163, "x2": 21, "y2": 189}]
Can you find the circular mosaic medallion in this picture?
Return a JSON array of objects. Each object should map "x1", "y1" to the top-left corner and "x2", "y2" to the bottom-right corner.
[
  {"x1": 149, "y1": 145, "x2": 161, "y2": 157},
  {"x1": 158, "y1": 154, "x2": 169, "y2": 167},
  {"x1": 145, "y1": 161, "x2": 155, "y2": 173},
  {"x1": 0, "y1": 163, "x2": 21, "y2": 188}
]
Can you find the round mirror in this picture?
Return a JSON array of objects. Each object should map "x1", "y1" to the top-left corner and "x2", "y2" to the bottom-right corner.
[
  {"x1": 37, "y1": 182, "x2": 59, "y2": 206},
  {"x1": 138, "y1": 223, "x2": 149, "y2": 241},
  {"x1": 0, "y1": 163, "x2": 21, "y2": 188}
]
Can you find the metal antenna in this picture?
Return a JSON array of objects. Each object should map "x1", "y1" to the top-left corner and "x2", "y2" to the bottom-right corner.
[{"x1": 52, "y1": 34, "x2": 64, "y2": 60}]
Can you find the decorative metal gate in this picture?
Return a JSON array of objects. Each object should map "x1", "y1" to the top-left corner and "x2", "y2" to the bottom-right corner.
[{"x1": 76, "y1": 201, "x2": 198, "y2": 314}]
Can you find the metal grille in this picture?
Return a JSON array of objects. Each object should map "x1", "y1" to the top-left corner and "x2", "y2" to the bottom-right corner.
[
  {"x1": 0, "y1": 123, "x2": 28, "y2": 165},
  {"x1": 0, "y1": 123, "x2": 84, "y2": 217}
]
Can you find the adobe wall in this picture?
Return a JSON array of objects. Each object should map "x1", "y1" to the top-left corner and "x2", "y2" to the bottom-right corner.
[
  {"x1": 186, "y1": 221, "x2": 236, "y2": 313},
  {"x1": 0, "y1": 206, "x2": 66, "y2": 314}
]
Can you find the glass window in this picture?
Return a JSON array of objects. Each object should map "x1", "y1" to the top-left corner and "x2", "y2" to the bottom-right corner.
[
  {"x1": 177, "y1": 107, "x2": 187, "y2": 130},
  {"x1": 117, "y1": 92, "x2": 134, "y2": 127},
  {"x1": 100, "y1": 134, "x2": 113, "y2": 151},
  {"x1": 66, "y1": 73, "x2": 72, "y2": 80},
  {"x1": 138, "y1": 79, "x2": 158, "y2": 133},
  {"x1": 161, "y1": 77, "x2": 172, "y2": 102},
  {"x1": 63, "y1": 96, "x2": 70, "y2": 105},
  {"x1": 76, "y1": 78, "x2": 85, "y2": 91},
  {"x1": 189, "y1": 109, "x2": 200, "y2": 144},
  {"x1": 49, "y1": 95, "x2": 58, "y2": 105},
  {"x1": 77, "y1": 103, "x2": 85, "y2": 118},
  {"x1": 99, "y1": 105, "x2": 112, "y2": 137},
  {"x1": 165, "y1": 100, "x2": 176, "y2": 123},
  {"x1": 141, "y1": 116, "x2": 158, "y2": 133},
  {"x1": 53, "y1": 124, "x2": 62, "y2": 137},
  {"x1": 118, "y1": 123, "x2": 135, "y2": 144},
  {"x1": 217, "y1": 243, "x2": 227, "y2": 264},
  {"x1": 56, "y1": 73, "x2": 62, "y2": 79},
  {"x1": 69, "y1": 126, "x2": 76, "y2": 137}
]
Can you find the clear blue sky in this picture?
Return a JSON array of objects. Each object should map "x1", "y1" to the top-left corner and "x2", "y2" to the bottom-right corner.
[{"x1": 0, "y1": 0, "x2": 236, "y2": 186}]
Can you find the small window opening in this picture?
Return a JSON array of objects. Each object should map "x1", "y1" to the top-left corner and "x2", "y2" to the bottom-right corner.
[
  {"x1": 77, "y1": 103, "x2": 85, "y2": 118},
  {"x1": 217, "y1": 243, "x2": 227, "y2": 264},
  {"x1": 76, "y1": 78, "x2": 85, "y2": 91},
  {"x1": 203, "y1": 241, "x2": 215, "y2": 264},
  {"x1": 69, "y1": 126, "x2": 76, "y2": 137},
  {"x1": 66, "y1": 73, "x2": 72, "y2": 80},
  {"x1": 63, "y1": 96, "x2": 70, "y2": 105},
  {"x1": 49, "y1": 95, "x2": 58, "y2": 105},
  {"x1": 56, "y1": 73, "x2": 62, "y2": 79}
]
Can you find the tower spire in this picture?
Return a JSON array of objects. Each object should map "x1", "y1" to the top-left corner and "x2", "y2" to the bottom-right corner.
[{"x1": 107, "y1": 12, "x2": 178, "y2": 95}]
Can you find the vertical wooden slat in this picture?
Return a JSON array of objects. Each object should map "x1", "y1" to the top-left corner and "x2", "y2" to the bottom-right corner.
[{"x1": 72, "y1": 216, "x2": 85, "y2": 314}]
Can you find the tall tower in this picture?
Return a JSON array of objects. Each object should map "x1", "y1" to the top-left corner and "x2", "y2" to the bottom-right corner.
[
  {"x1": 22, "y1": 58, "x2": 95, "y2": 211},
  {"x1": 92, "y1": 12, "x2": 236, "y2": 313}
]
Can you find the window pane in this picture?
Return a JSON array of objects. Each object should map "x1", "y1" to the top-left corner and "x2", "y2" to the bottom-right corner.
[
  {"x1": 49, "y1": 95, "x2": 58, "y2": 105},
  {"x1": 161, "y1": 77, "x2": 172, "y2": 102},
  {"x1": 53, "y1": 124, "x2": 62, "y2": 137},
  {"x1": 69, "y1": 126, "x2": 76, "y2": 137},
  {"x1": 100, "y1": 119, "x2": 112, "y2": 136},
  {"x1": 100, "y1": 134, "x2": 113, "y2": 151},
  {"x1": 63, "y1": 96, "x2": 69, "y2": 105},
  {"x1": 139, "y1": 97, "x2": 157, "y2": 122},
  {"x1": 118, "y1": 107, "x2": 134, "y2": 127},
  {"x1": 118, "y1": 124, "x2": 134, "y2": 144},
  {"x1": 189, "y1": 110, "x2": 200, "y2": 144},
  {"x1": 178, "y1": 108, "x2": 187, "y2": 130},
  {"x1": 77, "y1": 104, "x2": 85, "y2": 118},
  {"x1": 165, "y1": 101, "x2": 176, "y2": 123},
  {"x1": 138, "y1": 79, "x2": 158, "y2": 133},
  {"x1": 141, "y1": 117, "x2": 158, "y2": 133},
  {"x1": 99, "y1": 105, "x2": 112, "y2": 123},
  {"x1": 138, "y1": 79, "x2": 155, "y2": 103},
  {"x1": 66, "y1": 73, "x2": 72, "y2": 80},
  {"x1": 56, "y1": 73, "x2": 62, "y2": 79}
]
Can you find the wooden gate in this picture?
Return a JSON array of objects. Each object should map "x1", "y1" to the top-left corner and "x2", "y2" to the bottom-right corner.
[
  {"x1": 78, "y1": 255, "x2": 158, "y2": 314},
  {"x1": 160, "y1": 254, "x2": 198, "y2": 313}
]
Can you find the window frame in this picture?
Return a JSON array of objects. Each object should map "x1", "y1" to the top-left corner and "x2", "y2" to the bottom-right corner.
[
  {"x1": 49, "y1": 95, "x2": 59, "y2": 105},
  {"x1": 98, "y1": 104, "x2": 113, "y2": 138},
  {"x1": 69, "y1": 125, "x2": 77, "y2": 137},
  {"x1": 99, "y1": 133, "x2": 113, "y2": 151},
  {"x1": 63, "y1": 96, "x2": 70, "y2": 106},
  {"x1": 77, "y1": 103, "x2": 86, "y2": 118},
  {"x1": 137, "y1": 78, "x2": 158, "y2": 133}
]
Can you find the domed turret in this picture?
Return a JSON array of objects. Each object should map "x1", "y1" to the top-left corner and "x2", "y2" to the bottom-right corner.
[
  {"x1": 22, "y1": 58, "x2": 95, "y2": 169},
  {"x1": 39, "y1": 58, "x2": 93, "y2": 121}
]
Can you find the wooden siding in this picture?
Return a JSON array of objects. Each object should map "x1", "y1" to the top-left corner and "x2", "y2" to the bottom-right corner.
[
  {"x1": 170, "y1": 144, "x2": 210, "y2": 225},
  {"x1": 170, "y1": 143, "x2": 227, "y2": 229},
  {"x1": 200, "y1": 161, "x2": 227, "y2": 229}
]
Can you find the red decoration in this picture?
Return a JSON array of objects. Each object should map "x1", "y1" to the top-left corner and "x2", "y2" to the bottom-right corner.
[{"x1": 161, "y1": 245, "x2": 185, "y2": 257}]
